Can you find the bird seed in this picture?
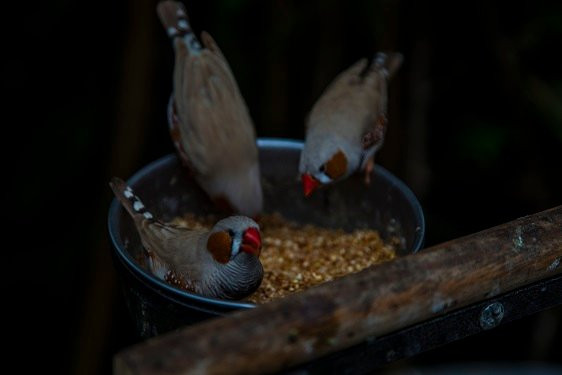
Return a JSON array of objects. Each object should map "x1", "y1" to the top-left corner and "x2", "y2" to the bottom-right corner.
[{"x1": 172, "y1": 212, "x2": 398, "y2": 304}]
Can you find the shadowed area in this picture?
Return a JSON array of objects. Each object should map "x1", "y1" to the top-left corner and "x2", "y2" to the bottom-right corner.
[{"x1": 3, "y1": 1, "x2": 561, "y2": 374}]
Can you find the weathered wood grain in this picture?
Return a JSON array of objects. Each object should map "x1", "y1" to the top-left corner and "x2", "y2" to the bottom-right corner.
[{"x1": 114, "y1": 206, "x2": 562, "y2": 375}]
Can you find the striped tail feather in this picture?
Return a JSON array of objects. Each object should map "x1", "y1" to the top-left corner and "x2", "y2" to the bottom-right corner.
[
  {"x1": 156, "y1": 0, "x2": 201, "y2": 55},
  {"x1": 372, "y1": 52, "x2": 403, "y2": 80},
  {"x1": 109, "y1": 177, "x2": 155, "y2": 222}
]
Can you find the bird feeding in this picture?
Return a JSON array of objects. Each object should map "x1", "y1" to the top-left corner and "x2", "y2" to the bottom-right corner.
[
  {"x1": 108, "y1": 144, "x2": 425, "y2": 333},
  {"x1": 110, "y1": 177, "x2": 264, "y2": 300},
  {"x1": 152, "y1": 1, "x2": 402, "y2": 302},
  {"x1": 299, "y1": 52, "x2": 403, "y2": 194},
  {"x1": 111, "y1": 175, "x2": 400, "y2": 304},
  {"x1": 106, "y1": 0, "x2": 423, "y2": 334},
  {"x1": 158, "y1": 0, "x2": 263, "y2": 218},
  {"x1": 171, "y1": 213, "x2": 399, "y2": 304}
]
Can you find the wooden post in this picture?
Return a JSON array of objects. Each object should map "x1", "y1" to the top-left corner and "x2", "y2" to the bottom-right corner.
[{"x1": 114, "y1": 206, "x2": 562, "y2": 375}]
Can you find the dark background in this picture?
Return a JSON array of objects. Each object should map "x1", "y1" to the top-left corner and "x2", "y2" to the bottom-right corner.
[{"x1": 3, "y1": 1, "x2": 561, "y2": 374}]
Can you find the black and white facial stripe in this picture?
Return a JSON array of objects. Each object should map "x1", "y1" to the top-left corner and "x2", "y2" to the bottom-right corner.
[{"x1": 228, "y1": 229, "x2": 242, "y2": 260}]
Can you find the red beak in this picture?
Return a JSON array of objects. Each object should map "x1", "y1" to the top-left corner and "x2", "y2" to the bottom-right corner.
[
  {"x1": 302, "y1": 173, "x2": 320, "y2": 197},
  {"x1": 241, "y1": 227, "x2": 262, "y2": 257}
]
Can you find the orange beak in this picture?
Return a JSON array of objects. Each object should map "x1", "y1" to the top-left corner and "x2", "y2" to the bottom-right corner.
[
  {"x1": 302, "y1": 173, "x2": 320, "y2": 197},
  {"x1": 241, "y1": 227, "x2": 262, "y2": 257}
]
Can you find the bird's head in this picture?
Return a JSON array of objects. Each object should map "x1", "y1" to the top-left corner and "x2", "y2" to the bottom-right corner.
[
  {"x1": 299, "y1": 137, "x2": 360, "y2": 196},
  {"x1": 206, "y1": 216, "x2": 262, "y2": 264}
]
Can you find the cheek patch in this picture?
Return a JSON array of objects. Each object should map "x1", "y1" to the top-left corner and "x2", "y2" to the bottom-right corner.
[
  {"x1": 207, "y1": 231, "x2": 232, "y2": 264},
  {"x1": 325, "y1": 150, "x2": 348, "y2": 180}
]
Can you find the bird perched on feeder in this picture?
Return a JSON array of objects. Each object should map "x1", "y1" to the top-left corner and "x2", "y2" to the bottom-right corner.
[
  {"x1": 157, "y1": 0, "x2": 263, "y2": 217},
  {"x1": 299, "y1": 52, "x2": 403, "y2": 197},
  {"x1": 109, "y1": 177, "x2": 263, "y2": 300}
]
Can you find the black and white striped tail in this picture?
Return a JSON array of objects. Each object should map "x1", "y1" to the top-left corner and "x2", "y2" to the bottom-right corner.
[
  {"x1": 372, "y1": 52, "x2": 403, "y2": 80},
  {"x1": 157, "y1": 0, "x2": 201, "y2": 54},
  {"x1": 109, "y1": 177, "x2": 155, "y2": 222}
]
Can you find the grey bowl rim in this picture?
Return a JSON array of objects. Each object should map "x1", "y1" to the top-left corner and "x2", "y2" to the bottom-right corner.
[{"x1": 107, "y1": 137, "x2": 425, "y2": 310}]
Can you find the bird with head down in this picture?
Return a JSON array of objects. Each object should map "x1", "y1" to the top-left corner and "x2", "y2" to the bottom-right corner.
[
  {"x1": 157, "y1": 0, "x2": 263, "y2": 217},
  {"x1": 300, "y1": 52, "x2": 403, "y2": 196}
]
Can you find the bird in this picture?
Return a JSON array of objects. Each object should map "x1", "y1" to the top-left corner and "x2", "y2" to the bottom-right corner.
[
  {"x1": 299, "y1": 52, "x2": 403, "y2": 197},
  {"x1": 156, "y1": 0, "x2": 263, "y2": 217},
  {"x1": 109, "y1": 177, "x2": 264, "y2": 300}
]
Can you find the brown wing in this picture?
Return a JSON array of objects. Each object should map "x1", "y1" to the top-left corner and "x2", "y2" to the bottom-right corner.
[
  {"x1": 361, "y1": 112, "x2": 387, "y2": 150},
  {"x1": 138, "y1": 220, "x2": 207, "y2": 283},
  {"x1": 359, "y1": 52, "x2": 403, "y2": 149},
  {"x1": 307, "y1": 53, "x2": 402, "y2": 148},
  {"x1": 168, "y1": 95, "x2": 195, "y2": 171},
  {"x1": 173, "y1": 32, "x2": 257, "y2": 177},
  {"x1": 307, "y1": 58, "x2": 386, "y2": 144}
]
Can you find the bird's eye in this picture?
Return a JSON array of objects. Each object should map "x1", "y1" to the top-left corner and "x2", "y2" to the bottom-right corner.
[
  {"x1": 228, "y1": 229, "x2": 235, "y2": 237},
  {"x1": 319, "y1": 164, "x2": 326, "y2": 173}
]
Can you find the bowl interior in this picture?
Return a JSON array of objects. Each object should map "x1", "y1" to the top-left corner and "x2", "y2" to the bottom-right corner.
[{"x1": 109, "y1": 138, "x2": 424, "y2": 306}]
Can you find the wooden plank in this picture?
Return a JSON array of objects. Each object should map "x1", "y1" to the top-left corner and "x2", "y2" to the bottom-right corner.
[
  {"x1": 114, "y1": 206, "x2": 562, "y2": 375},
  {"x1": 288, "y1": 274, "x2": 562, "y2": 374}
]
